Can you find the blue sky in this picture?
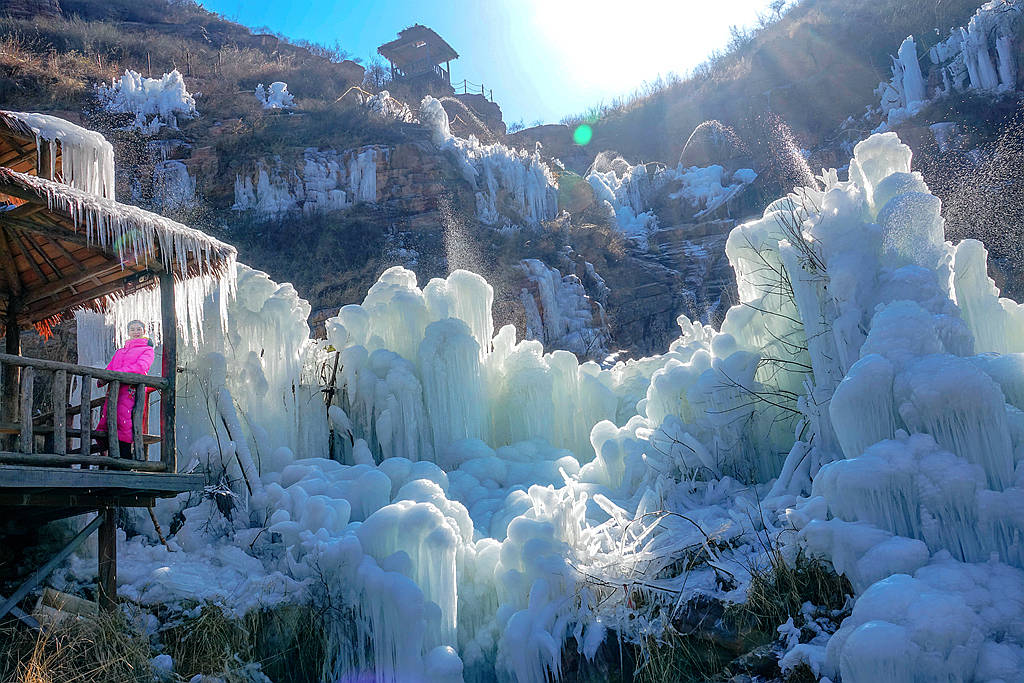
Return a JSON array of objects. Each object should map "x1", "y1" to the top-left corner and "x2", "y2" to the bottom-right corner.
[{"x1": 199, "y1": 0, "x2": 776, "y2": 125}]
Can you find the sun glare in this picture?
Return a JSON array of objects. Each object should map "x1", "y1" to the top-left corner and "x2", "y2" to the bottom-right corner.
[{"x1": 528, "y1": 0, "x2": 769, "y2": 96}]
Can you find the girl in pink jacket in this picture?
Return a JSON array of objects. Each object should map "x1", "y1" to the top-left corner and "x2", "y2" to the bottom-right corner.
[{"x1": 96, "y1": 320, "x2": 155, "y2": 456}]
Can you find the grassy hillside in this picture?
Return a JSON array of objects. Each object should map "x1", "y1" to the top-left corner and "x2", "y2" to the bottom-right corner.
[{"x1": 573, "y1": 0, "x2": 994, "y2": 165}]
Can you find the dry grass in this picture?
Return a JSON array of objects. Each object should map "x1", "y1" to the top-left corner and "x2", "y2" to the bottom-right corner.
[
  {"x1": 742, "y1": 548, "x2": 852, "y2": 632},
  {"x1": 0, "y1": 610, "x2": 153, "y2": 683},
  {"x1": 161, "y1": 603, "x2": 248, "y2": 680},
  {"x1": 160, "y1": 602, "x2": 327, "y2": 682}
]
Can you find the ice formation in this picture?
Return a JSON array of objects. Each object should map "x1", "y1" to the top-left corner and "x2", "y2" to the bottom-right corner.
[
  {"x1": 517, "y1": 259, "x2": 608, "y2": 357},
  {"x1": 255, "y1": 81, "x2": 294, "y2": 109},
  {"x1": 877, "y1": 1, "x2": 1021, "y2": 129},
  {"x1": 151, "y1": 159, "x2": 196, "y2": 212},
  {"x1": 60, "y1": 130, "x2": 1024, "y2": 683},
  {"x1": 96, "y1": 69, "x2": 198, "y2": 133},
  {"x1": 232, "y1": 147, "x2": 379, "y2": 216},
  {"x1": 585, "y1": 155, "x2": 660, "y2": 246},
  {"x1": 585, "y1": 152, "x2": 756, "y2": 247},
  {"x1": 365, "y1": 90, "x2": 415, "y2": 123},
  {"x1": 420, "y1": 96, "x2": 558, "y2": 229},
  {"x1": 3, "y1": 111, "x2": 116, "y2": 199}
]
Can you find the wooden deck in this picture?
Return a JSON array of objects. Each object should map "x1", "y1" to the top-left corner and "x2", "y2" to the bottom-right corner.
[{"x1": 0, "y1": 463, "x2": 203, "y2": 522}]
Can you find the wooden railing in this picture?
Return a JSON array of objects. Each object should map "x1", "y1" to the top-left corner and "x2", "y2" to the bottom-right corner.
[
  {"x1": 453, "y1": 79, "x2": 494, "y2": 102},
  {"x1": 0, "y1": 352, "x2": 169, "y2": 472}
]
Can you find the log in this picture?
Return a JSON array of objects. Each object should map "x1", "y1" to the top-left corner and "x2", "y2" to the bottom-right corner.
[
  {"x1": 0, "y1": 451, "x2": 167, "y2": 471},
  {"x1": 132, "y1": 386, "x2": 145, "y2": 460},
  {"x1": 97, "y1": 507, "x2": 116, "y2": 611},
  {"x1": 0, "y1": 353, "x2": 167, "y2": 390},
  {"x1": 52, "y1": 369, "x2": 66, "y2": 455},
  {"x1": 19, "y1": 366, "x2": 33, "y2": 453},
  {"x1": 80, "y1": 375, "x2": 91, "y2": 456},
  {"x1": 106, "y1": 381, "x2": 119, "y2": 458},
  {"x1": 159, "y1": 271, "x2": 177, "y2": 473}
]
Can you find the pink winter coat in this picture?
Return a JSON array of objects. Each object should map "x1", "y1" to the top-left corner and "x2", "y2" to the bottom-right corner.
[{"x1": 96, "y1": 337, "x2": 155, "y2": 443}]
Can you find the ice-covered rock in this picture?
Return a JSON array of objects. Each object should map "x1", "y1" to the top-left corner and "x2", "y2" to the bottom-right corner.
[
  {"x1": 96, "y1": 69, "x2": 197, "y2": 133},
  {"x1": 232, "y1": 146, "x2": 379, "y2": 215},
  {"x1": 255, "y1": 81, "x2": 294, "y2": 109},
  {"x1": 420, "y1": 96, "x2": 558, "y2": 229}
]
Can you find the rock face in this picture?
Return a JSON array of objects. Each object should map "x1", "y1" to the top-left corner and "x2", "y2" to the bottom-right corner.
[
  {"x1": 0, "y1": 0, "x2": 61, "y2": 18},
  {"x1": 646, "y1": 221, "x2": 737, "y2": 324},
  {"x1": 453, "y1": 93, "x2": 506, "y2": 136}
]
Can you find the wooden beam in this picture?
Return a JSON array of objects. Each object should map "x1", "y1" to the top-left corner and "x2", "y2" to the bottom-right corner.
[
  {"x1": 1, "y1": 300, "x2": 19, "y2": 448},
  {"x1": 0, "y1": 514, "x2": 102, "y2": 621},
  {"x1": 0, "y1": 491, "x2": 156, "y2": 508},
  {"x1": 0, "y1": 215, "x2": 93, "y2": 249},
  {"x1": 52, "y1": 369, "x2": 66, "y2": 455},
  {"x1": 106, "y1": 380, "x2": 120, "y2": 459},
  {"x1": 0, "y1": 464, "x2": 203, "y2": 490},
  {"x1": 98, "y1": 507, "x2": 117, "y2": 610},
  {"x1": 132, "y1": 386, "x2": 145, "y2": 460},
  {"x1": 0, "y1": 143, "x2": 35, "y2": 168},
  {"x1": 0, "y1": 353, "x2": 168, "y2": 390},
  {"x1": 0, "y1": 226, "x2": 23, "y2": 296},
  {"x1": 38, "y1": 232, "x2": 85, "y2": 271},
  {"x1": 17, "y1": 229, "x2": 65, "y2": 283},
  {"x1": 22, "y1": 261, "x2": 122, "y2": 307},
  {"x1": 38, "y1": 140, "x2": 54, "y2": 180},
  {"x1": 0, "y1": 451, "x2": 167, "y2": 471},
  {"x1": 159, "y1": 271, "x2": 177, "y2": 473},
  {"x1": 8, "y1": 229, "x2": 49, "y2": 284},
  {"x1": 19, "y1": 278, "x2": 131, "y2": 327},
  {"x1": 19, "y1": 366, "x2": 33, "y2": 453},
  {"x1": 80, "y1": 374, "x2": 92, "y2": 456}
]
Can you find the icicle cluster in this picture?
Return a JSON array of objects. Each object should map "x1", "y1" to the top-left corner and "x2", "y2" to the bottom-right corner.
[
  {"x1": 877, "y1": 1, "x2": 1022, "y2": 129},
  {"x1": 232, "y1": 146, "x2": 379, "y2": 216},
  {"x1": 6, "y1": 111, "x2": 116, "y2": 199},
  {"x1": 420, "y1": 96, "x2": 558, "y2": 229},
  {"x1": 585, "y1": 152, "x2": 757, "y2": 247},
  {"x1": 516, "y1": 259, "x2": 608, "y2": 357}
]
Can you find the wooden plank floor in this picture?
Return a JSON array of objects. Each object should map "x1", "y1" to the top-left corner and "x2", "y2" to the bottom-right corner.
[
  {"x1": 0, "y1": 464, "x2": 203, "y2": 492},
  {"x1": 0, "y1": 464, "x2": 204, "y2": 523}
]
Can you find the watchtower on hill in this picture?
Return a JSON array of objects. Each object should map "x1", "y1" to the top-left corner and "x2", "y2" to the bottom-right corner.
[{"x1": 377, "y1": 24, "x2": 458, "y2": 96}]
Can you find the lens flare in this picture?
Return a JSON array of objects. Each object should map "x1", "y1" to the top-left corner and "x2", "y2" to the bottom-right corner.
[{"x1": 573, "y1": 124, "x2": 593, "y2": 146}]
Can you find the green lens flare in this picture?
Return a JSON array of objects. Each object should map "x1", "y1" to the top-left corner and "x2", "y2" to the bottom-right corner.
[{"x1": 573, "y1": 124, "x2": 593, "y2": 146}]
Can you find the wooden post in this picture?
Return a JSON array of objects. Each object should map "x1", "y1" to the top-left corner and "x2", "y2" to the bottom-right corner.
[
  {"x1": 97, "y1": 507, "x2": 117, "y2": 611},
  {"x1": 1, "y1": 301, "x2": 19, "y2": 447},
  {"x1": 106, "y1": 380, "x2": 119, "y2": 458},
  {"x1": 132, "y1": 384, "x2": 145, "y2": 460},
  {"x1": 159, "y1": 271, "x2": 177, "y2": 473},
  {"x1": 52, "y1": 369, "x2": 66, "y2": 455},
  {"x1": 18, "y1": 366, "x2": 33, "y2": 453},
  {"x1": 80, "y1": 374, "x2": 91, "y2": 455},
  {"x1": 38, "y1": 140, "x2": 54, "y2": 180}
]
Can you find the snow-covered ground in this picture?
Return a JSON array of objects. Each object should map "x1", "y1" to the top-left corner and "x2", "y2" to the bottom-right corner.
[{"x1": 54, "y1": 129, "x2": 1024, "y2": 683}]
